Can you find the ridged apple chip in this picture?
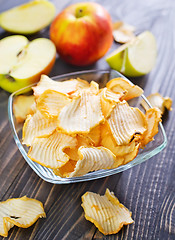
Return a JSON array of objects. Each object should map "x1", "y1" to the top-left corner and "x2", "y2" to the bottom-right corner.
[
  {"x1": 141, "y1": 108, "x2": 161, "y2": 147},
  {"x1": 13, "y1": 95, "x2": 36, "y2": 123},
  {"x1": 58, "y1": 91, "x2": 104, "y2": 134},
  {"x1": 81, "y1": 188, "x2": 134, "y2": 235},
  {"x1": 107, "y1": 101, "x2": 146, "y2": 145},
  {"x1": 89, "y1": 81, "x2": 99, "y2": 94},
  {"x1": 101, "y1": 123, "x2": 137, "y2": 156},
  {"x1": 28, "y1": 130, "x2": 77, "y2": 169},
  {"x1": 0, "y1": 196, "x2": 45, "y2": 237},
  {"x1": 63, "y1": 129, "x2": 100, "y2": 162},
  {"x1": 141, "y1": 92, "x2": 172, "y2": 114},
  {"x1": 123, "y1": 143, "x2": 140, "y2": 165},
  {"x1": 33, "y1": 75, "x2": 89, "y2": 97},
  {"x1": 106, "y1": 78, "x2": 143, "y2": 101},
  {"x1": 83, "y1": 125, "x2": 101, "y2": 146},
  {"x1": 37, "y1": 89, "x2": 71, "y2": 118},
  {"x1": 68, "y1": 146, "x2": 116, "y2": 177},
  {"x1": 70, "y1": 80, "x2": 99, "y2": 98},
  {"x1": 64, "y1": 147, "x2": 79, "y2": 161},
  {"x1": 53, "y1": 160, "x2": 77, "y2": 177},
  {"x1": 113, "y1": 21, "x2": 136, "y2": 44},
  {"x1": 100, "y1": 88, "x2": 122, "y2": 118},
  {"x1": 77, "y1": 135, "x2": 93, "y2": 148},
  {"x1": 22, "y1": 110, "x2": 57, "y2": 146}
]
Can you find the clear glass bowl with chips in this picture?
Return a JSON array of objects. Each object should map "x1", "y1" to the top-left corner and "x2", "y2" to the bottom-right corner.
[{"x1": 8, "y1": 70, "x2": 167, "y2": 184}]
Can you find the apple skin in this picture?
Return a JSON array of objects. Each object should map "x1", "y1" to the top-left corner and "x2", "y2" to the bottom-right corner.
[{"x1": 50, "y1": 2, "x2": 113, "y2": 66}]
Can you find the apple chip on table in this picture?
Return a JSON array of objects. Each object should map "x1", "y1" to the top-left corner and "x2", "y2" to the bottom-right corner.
[
  {"x1": 19, "y1": 74, "x2": 162, "y2": 178},
  {"x1": 81, "y1": 188, "x2": 134, "y2": 235},
  {"x1": 141, "y1": 92, "x2": 172, "y2": 115},
  {"x1": 0, "y1": 196, "x2": 45, "y2": 237}
]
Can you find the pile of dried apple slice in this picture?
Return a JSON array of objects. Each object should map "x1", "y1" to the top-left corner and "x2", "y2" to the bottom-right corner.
[{"x1": 17, "y1": 75, "x2": 161, "y2": 178}]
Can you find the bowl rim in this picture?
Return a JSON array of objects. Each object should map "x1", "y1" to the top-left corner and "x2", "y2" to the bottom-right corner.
[{"x1": 8, "y1": 69, "x2": 167, "y2": 184}]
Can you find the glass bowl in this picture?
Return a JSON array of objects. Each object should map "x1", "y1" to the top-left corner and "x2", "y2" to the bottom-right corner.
[{"x1": 8, "y1": 70, "x2": 167, "y2": 184}]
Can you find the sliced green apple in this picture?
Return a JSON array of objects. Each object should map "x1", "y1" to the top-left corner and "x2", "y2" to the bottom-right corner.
[
  {"x1": 0, "y1": 35, "x2": 56, "y2": 93},
  {"x1": 106, "y1": 31, "x2": 157, "y2": 77},
  {"x1": 0, "y1": 0, "x2": 55, "y2": 34}
]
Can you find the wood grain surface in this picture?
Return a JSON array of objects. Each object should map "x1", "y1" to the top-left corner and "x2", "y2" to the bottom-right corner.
[{"x1": 0, "y1": 0, "x2": 175, "y2": 239}]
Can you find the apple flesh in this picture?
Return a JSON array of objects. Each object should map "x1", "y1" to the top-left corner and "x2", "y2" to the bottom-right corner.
[
  {"x1": 106, "y1": 31, "x2": 157, "y2": 77},
  {"x1": 0, "y1": 0, "x2": 55, "y2": 34},
  {"x1": 0, "y1": 35, "x2": 56, "y2": 93},
  {"x1": 50, "y1": 2, "x2": 113, "y2": 66}
]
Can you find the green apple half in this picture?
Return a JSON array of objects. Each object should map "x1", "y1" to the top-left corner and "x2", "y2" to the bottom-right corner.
[
  {"x1": 0, "y1": 0, "x2": 55, "y2": 34},
  {"x1": 106, "y1": 31, "x2": 157, "y2": 77},
  {"x1": 0, "y1": 35, "x2": 56, "y2": 93}
]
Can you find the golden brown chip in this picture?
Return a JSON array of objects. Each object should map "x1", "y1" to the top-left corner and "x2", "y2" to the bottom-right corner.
[
  {"x1": 22, "y1": 110, "x2": 57, "y2": 146},
  {"x1": 37, "y1": 89, "x2": 71, "y2": 118},
  {"x1": 63, "y1": 148, "x2": 79, "y2": 161},
  {"x1": 32, "y1": 75, "x2": 89, "y2": 97},
  {"x1": 71, "y1": 80, "x2": 99, "y2": 98},
  {"x1": 58, "y1": 91, "x2": 104, "y2": 134},
  {"x1": 62, "y1": 129, "x2": 100, "y2": 163},
  {"x1": 100, "y1": 88, "x2": 123, "y2": 118},
  {"x1": 107, "y1": 78, "x2": 143, "y2": 101},
  {"x1": 101, "y1": 122, "x2": 137, "y2": 156},
  {"x1": 141, "y1": 107, "x2": 161, "y2": 147},
  {"x1": 13, "y1": 95, "x2": 36, "y2": 123},
  {"x1": 0, "y1": 196, "x2": 45, "y2": 237},
  {"x1": 89, "y1": 81, "x2": 99, "y2": 94},
  {"x1": 21, "y1": 74, "x2": 162, "y2": 178},
  {"x1": 122, "y1": 143, "x2": 140, "y2": 165},
  {"x1": 53, "y1": 160, "x2": 77, "y2": 177},
  {"x1": 113, "y1": 21, "x2": 136, "y2": 44},
  {"x1": 28, "y1": 130, "x2": 77, "y2": 169},
  {"x1": 67, "y1": 146, "x2": 116, "y2": 177},
  {"x1": 83, "y1": 125, "x2": 101, "y2": 146},
  {"x1": 81, "y1": 188, "x2": 133, "y2": 235},
  {"x1": 141, "y1": 92, "x2": 172, "y2": 114},
  {"x1": 107, "y1": 101, "x2": 147, "y2": 145}
]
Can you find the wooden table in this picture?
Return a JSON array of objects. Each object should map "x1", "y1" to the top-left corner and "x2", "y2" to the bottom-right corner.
[{"x1": 0, "y1": 0, "x2": 175, "y2": 239}]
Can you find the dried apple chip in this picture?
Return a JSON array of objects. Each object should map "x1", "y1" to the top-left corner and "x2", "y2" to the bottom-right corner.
[
  {"x1": 122, "y1": 143, "x2": 140, "y2": 165},
  {"x1": 113, "y1": 21, "x2": 136, "y2": 44},
  {"x1": 67, "y1": 146, "x2": 116, "y2": 177},
  {"x1": 37, "y1": 89, "x2": 71, "y2": 118},
  {"x1": 107, "y1": 101, "x2": 146, "y2": 145},
  {"x1": 63, "y1": 130, "x2": 98, "y2": 163},
  {"x1": 100, "y1": 88, "x2": 122, "y2": 118},
  {"x1": 13, "y1": 95, "x2": 36, "y2": 123},
  {"x1": 33, "y1": 75, "x2": 89, "y2": 97},
  {"x1": 28, "y1": 130, "x2": 77, "y2": 169},
  {"x1": 81, "y1": 188, "x2": 134, "y2": 235},
  {"x1": 0, "y1": 196, "x2": 45, "y2": 237},
  {"x1": 53, "y1": 160, "x2": 77, "y2": 177},
  {"x1": 101, "y1": 122, "x2": 137, "y2": 156},
  {"x1": 71, "y1": 80, "x2": 99, "y2": 98},
  {"x1": 83, "y1": 125, "x2": 101, "y2": 146},
  {"x1": 141, "y1": 107, "x2": 161, "y2": 147},
  {"x1": 22, "y1": 110, "x2": 57, "y2": 146},
  {"x1": 58, "y1": 91, "x2": 104, "y2": 134},
  {"x1": 107, "y1": 78, "x2": 143, "y2": 101},
  {"x1": 141, "y1": 92, "x2": 172, "y2": 114}
]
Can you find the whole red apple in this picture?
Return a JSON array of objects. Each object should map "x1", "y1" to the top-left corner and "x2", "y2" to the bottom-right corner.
[{"x1": 50, "y1": 2, "x2": 113, "y2": 66}]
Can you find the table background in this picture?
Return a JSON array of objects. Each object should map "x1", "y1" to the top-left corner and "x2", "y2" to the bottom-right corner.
[{"x1": 0, "y1": 0, "x2": 175, "y2": 239}]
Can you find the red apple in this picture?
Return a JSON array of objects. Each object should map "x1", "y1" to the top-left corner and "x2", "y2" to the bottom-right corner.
[{"x1": 50, "y1": 2, "x2": 113, "y2": 66}]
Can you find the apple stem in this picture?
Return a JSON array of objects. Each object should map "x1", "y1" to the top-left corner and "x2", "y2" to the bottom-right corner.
[{"x1": 75, "y1": 8, "x2": 83, "y2": 18}]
